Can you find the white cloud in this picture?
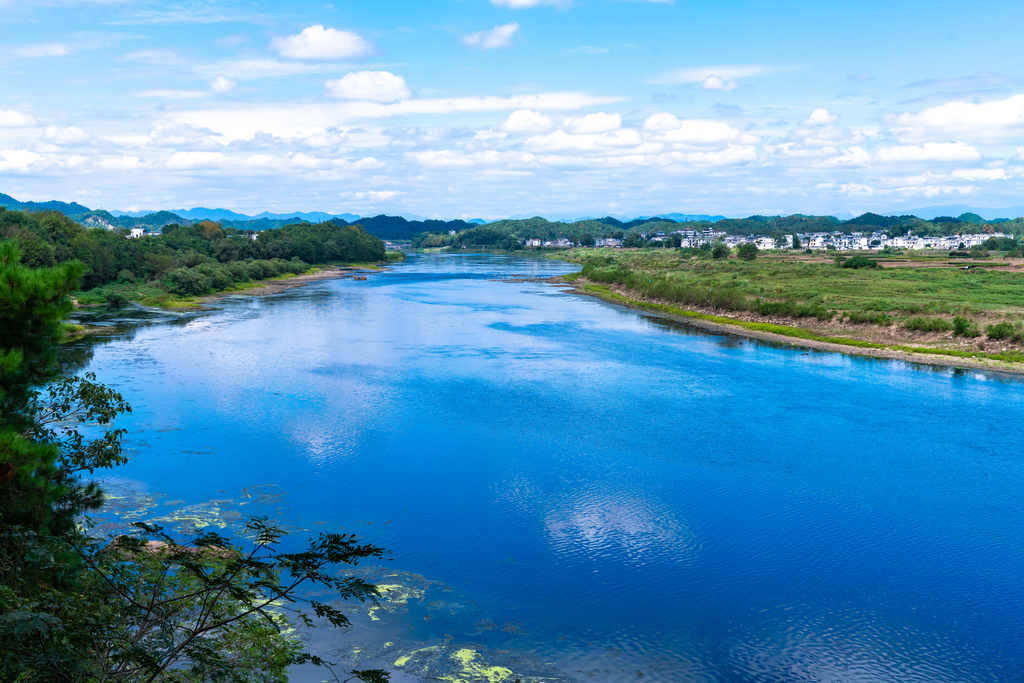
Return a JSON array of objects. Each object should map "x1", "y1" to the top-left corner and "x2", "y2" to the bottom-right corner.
[
  {"x1": 816, "y1": 146, "x2": 871, "y2": 167},
  {"x1": 175, "y1": 92, "x2": 622, "y2": 140},
  {"x1": 876, "y1": 142, "x2": 980, "y2": 163},
  {"x1": 491, "y1": 0, "x2": 569, "y2": 7},
  {"x1": 0, "y1": 149, "x2": 43, "y2": 173},
  {"x1": 951, "y1": 168, "x2": 1006, "y2": 180},
  {"x1": 0, "y1": 109, "x2": 36, "y2": 127},
  {"x1": 562, "y1": 112, "x2": 621, "y2": 134},
  {"x1": 647, "y1": 64, "x2": 786, "y2": 86},
  {"x1": 41, "y1": 126, "x2": 91, "y2": 145},
  {"x1": 641, "y1": 113, "x2": 758, "y2": 147},
  {"x1": 368, "y1": 190, "x2": 403, "y2": 201},
  {"x1": 270, "y1": 25, "x2": 374, "y2": 60},
  {"x1": 5, "y1": 42, "x2": 71, "y2": 58},
  {"x1": 803, "y1": 108, "x2": 839, "y2": 126},
  {"x1": 701, "y1": 76, "x2": 740, "y2": 92},
  {"x1": 167, "y1": 151, "x2": 229, "y2": 169},
  {"x1": 501, "y1": 109, "x2": 553, "y2": 133},
  {"x1": 121, "y1": 49, "x2": 187, "y2": 65},
  {"x1": 461, "y1": 22, "x2": 520, "y2": 50},
  {"x1": 194, "y1": 58, "x2": 355, "y2": 80},
  {"x1": 209, "y1": 76, "x2": 237, "y2": 94},
  {"x1": 134, "y1": 89, "x2": 208, "y2": 99},
  {"x1": 892, "y1": 94, "x2": 1024, "y2": 143},
  {"x1": 323, "y1": 71, "x2": 411, "y2": 103}
]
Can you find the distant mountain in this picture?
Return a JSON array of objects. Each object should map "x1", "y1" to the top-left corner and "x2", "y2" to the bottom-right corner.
[
  {"x1": 0, "y1": 192, "x2": 92, "y2": 216},
  {"x1": 331, "y1": 214, "x2": 479, "y2": 240},
  {"x1": 635, "y1": 213, "x2": 726, "y2": 223},
  {"x1": 887, "y1": 205, "x2": 1024, "y2": 221}
]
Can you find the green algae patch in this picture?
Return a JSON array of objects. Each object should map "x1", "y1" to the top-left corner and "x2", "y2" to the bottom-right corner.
[{"x1": 443, "y1": 648, "x2": 515, "y2": 683}]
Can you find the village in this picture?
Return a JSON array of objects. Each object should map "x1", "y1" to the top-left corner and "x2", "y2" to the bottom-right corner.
[{"x1": 533, "y1": 227, "x2": 1005, "y2": 251}]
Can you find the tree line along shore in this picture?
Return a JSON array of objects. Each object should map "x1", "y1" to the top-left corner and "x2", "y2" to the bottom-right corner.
[
  {"x1": 557, "y1": 247, "x2": 1024, "y2": 371},
  {"x1": 0, "y1": 207, "x2": 399, "y2": 310}
]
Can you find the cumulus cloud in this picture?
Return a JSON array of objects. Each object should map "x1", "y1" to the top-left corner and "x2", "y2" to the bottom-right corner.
[
  {"x1": 802, "y1": 108, "x2": 839, "y2": 126},
  {"x1": 209, "y1": 76, "x2": 237, "y2": 94},
  {"x1": 701, "y1": 75, "x2": 741, "y2": 92},
  {"x1": 0, "y1": 109, "x2": 37, "y2": 127},
  {"x1": 646, "y1": 64, "x2": 786, "y2": 86},
  {"x1": 270, "y1": 25, "x2": 374, "y2": 60},
  {"x1": 461, "y1": 23, "x2": 520, "y2": 50},
  {"x1": 891, "y1": 94, "x2": 1024, "y2": 143},
  {"x1": 323, "y1": 71, "x2": 411, "y2": 103},
  {"x1": 0, "y1": 149, "x2": 43, "y2": 173},
  {"x1": 501, "y1": 109, "x2": 553, "y2": 133},
  {"x1": 641, "y1": 113, "x2": 758, "y2": 147},
  {"x1": 876, "y1": 142, "x2": 980, "y2": 163},
  {"x1": 41, "y1": 126, "x2": 91, "y2": 146},
  {"x1": 562, "y1": 112, "x2": 621, "y2": 134}
]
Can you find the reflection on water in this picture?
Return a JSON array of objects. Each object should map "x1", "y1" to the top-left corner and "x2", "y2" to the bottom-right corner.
[{"x1": 76, "y1": 254, "x2": 1024, "y2": 682}]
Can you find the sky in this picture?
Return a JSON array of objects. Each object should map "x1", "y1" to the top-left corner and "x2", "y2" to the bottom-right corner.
[{"x1": 3, "y1": 0, "x2": 1024, "y2": 219}]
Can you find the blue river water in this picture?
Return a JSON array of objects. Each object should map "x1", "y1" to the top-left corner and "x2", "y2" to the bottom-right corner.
[{"x1": 73, "y1": 254, "x2": 1024, "y2": 682}]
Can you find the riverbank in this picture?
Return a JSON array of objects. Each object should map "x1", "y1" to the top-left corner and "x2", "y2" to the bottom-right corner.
[
  {"x1": 562, "y1": 277, "x2": 1024, "y2": 375},
  {"x1": 165, "y1": 265, "x2": 380, "y2": 309}
]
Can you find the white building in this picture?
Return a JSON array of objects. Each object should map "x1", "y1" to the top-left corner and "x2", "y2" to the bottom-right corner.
[{"x1": 128, "y1": 228, "x2": 144, "y2": 238}]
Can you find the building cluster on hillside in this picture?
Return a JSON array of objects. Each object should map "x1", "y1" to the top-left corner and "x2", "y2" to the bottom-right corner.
[{"x1": 600, "y1": 228, "x2": 1005, "y2": 252}]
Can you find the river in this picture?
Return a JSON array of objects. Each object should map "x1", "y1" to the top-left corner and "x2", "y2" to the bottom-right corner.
[{"x1": 73, "y1": 253, "x2": 1024, "y2": 682}]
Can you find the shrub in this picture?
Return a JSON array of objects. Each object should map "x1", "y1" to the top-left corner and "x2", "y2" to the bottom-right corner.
[
  {"x1": 712, "y1": 243, "x2": 730, "y2": 259},
  {"x1": 116, "y1": 269, "x2": 136, "y2": 284},
  {"x1": 904, "y1": 317, "x2": 952, "y2": 333},
  {"x1": 736, "y1": 243, "x2": 758, "y2": 261},
  {"x1": 104, "y1": 292, "x2": 129, "y2": 308},
  {"x1": 986, "y1": 321, "x2": 1016, "y2": 340},
  {"x1": 952, "y1": 315, "x2": 981, "y2": 338},
  {"x1": 840, "y1": 255, "x2": 879, "y2": 269},
  {"x1": 847, "y1": 310, "x2": 893, "y2": 325}
]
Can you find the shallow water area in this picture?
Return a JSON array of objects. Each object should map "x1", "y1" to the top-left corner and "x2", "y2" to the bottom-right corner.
[{"x1": 71, "y1": 253, "x2": 1024, "y2": 683}]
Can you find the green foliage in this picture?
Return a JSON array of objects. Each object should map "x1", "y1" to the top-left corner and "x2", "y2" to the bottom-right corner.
[
  {"x1": 904, "y1": 317, "x2": 953, "y2": 333},
  {"x1": 840, "y1": 255, "x2": 879, "y2": 269},
  {"x1": 0, "y1": 249, "x2": 391, "y2": 683},
  {"x1": 845, "y1": 310, "x2": 892, "y2": 325},
  {"x1": 953, "y1": 316, "x2": 982, "y2": 338},
  {"x1": 736, "y1": 243, "x2": 758, "y2": 261},
  {"x1": 712, "y1": 243, "x2": 730, "y2": 259},
  {"x1": 985, "y1": 320, "x2": 1022, "y2": 341},
  {"x1": 0, "y1": 210, "x2": 385, "y2": 300}
]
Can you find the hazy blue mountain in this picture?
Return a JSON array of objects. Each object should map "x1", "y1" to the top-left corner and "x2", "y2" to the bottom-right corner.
[{"x1": 888, "y1": 205, "x2": 1024, "y2": 221}]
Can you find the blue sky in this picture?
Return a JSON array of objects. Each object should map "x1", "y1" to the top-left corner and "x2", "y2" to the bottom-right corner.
[{"x1": 3, "y1": 0, "x2": 1024, "y2": 218}]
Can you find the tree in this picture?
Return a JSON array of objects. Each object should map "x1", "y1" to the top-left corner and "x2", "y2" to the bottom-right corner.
[
  {"x1": 0, "y1": 241, "x2": 390, "y2": 683},
  {"x1": 791, "y1": 234, "x2": 802, "y2": 249},
  {"x1": 579, "y1": 233, "x2": 595, "y2": 247},
  {"x1": 4, "y1": 518, "x2": 388, "y2": 683},
  {"x1": 736, "y1": 243, "x2": 759, "y2": 261},
  {"x1": 712, "y1": 243, "x2": 730, "y2": 259}
]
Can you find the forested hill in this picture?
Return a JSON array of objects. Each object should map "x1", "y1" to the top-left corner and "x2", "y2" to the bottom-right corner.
[
  {"x1": 0, "y1": 208, "x2": 385, "y2": 297},
  {"x1": 328, "y1": 215, "x2": 477, "y2": 240},
  {"x1": 0, "y1": 192, "x2": 91, "y2": 216}
]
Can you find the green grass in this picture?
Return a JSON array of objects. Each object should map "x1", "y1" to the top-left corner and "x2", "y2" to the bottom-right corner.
[
  {"x1": 580, "y1": 284, "x2": 1024, "y2": 365},
  {"x1": 561, "y1": 248, "x2": 1024, "y2": 316}
]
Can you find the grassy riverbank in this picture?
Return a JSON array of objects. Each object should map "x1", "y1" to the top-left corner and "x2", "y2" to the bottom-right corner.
[{"x1": 557, "y1": 248, "x2": 1024, "y2": 369}]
